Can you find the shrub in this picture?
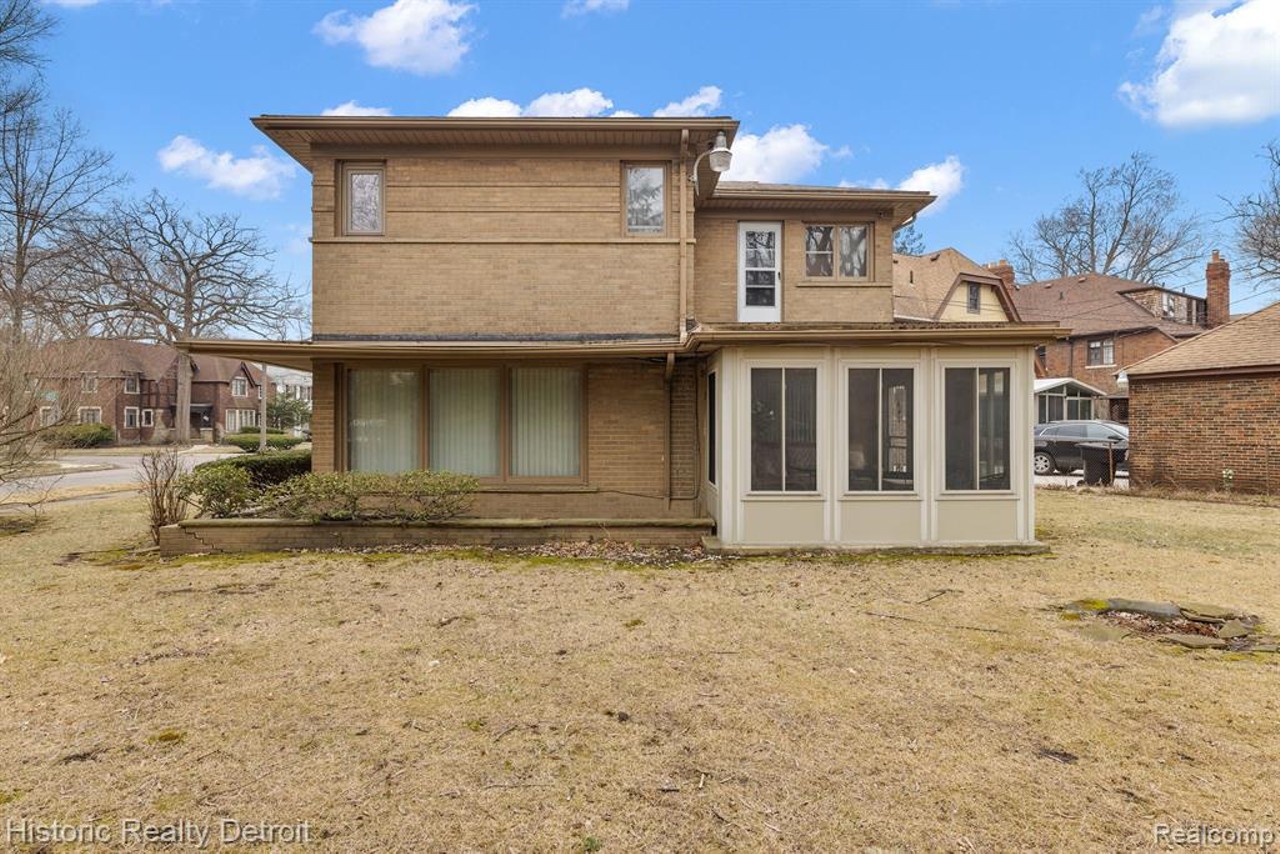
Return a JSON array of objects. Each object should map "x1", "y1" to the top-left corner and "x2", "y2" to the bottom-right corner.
[
  {"x1": 45, "y1": 423, "x2": 114, "y2": 448},
  {"x1": 237, "y1": 426, "x2": 284, "y2": 435},
  {"x1": 221, "y1": 433, "x2": 305, "y2": 451},
  {"x1": 138, "y1": 449, "x2": 187, "y2": 544},
  {"x1": 267, "y1": 470, "x2": 478, "y2": 522},
  {"x1": 178, "y1": 465, "x2": 255, "y2": 518},
  {"x1": 194, "y1": 450, "x2": 311, "y2": 489}
]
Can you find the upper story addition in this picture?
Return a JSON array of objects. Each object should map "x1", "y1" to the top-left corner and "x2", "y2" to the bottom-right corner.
[{"x1": 251, "y1": 115, "x2": 937, "y2": 344}]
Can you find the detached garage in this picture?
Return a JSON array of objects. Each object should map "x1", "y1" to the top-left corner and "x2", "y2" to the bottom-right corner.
[{"x1": 1126, "y1": 302, "x2": 1280, "y2": 494}]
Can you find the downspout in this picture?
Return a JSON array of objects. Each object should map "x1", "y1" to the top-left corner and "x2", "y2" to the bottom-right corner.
[
  {"x1": 678, "y1": 128, "x2": 689, "y2": 346},
  {"x1": 665, "y1": 351, "x2": 675, "y2": 508}
]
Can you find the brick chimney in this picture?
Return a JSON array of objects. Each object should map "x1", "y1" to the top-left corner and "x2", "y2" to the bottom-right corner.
[
  {"x1": 1206, "y1": 250, "x2": 1230, "y2": 328},
  {"x1": 986, "y1": 259, "x2": 1015, "y2": 288}
]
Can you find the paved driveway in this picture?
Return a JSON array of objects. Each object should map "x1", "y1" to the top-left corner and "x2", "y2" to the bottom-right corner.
[
  {"x1": 1035, "y1": 471, "x2": 1129, "y2": 489},
  {"x1": 31, "y1": 449, "x2": 240, "y2": 490}
]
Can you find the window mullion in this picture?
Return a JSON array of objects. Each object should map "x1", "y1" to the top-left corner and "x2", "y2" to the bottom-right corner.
[{"x1": 780, "y1": 370, "x2": 788, "y2": 491}]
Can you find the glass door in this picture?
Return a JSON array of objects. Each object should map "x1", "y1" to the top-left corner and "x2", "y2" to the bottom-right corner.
[{"x1": 738, "y1": 222, "x2": 782, "y2": 322}]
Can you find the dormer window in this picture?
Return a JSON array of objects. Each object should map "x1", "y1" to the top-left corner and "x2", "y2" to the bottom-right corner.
[
  {"x1": 124, "y1": 374, "x2": 140, "y2": 395},
  {"x1": 804, "y1": 224, "x2": 869, "y2": 279},
  {"x1": 231, "y1": 376, "x2": 249, "y2": 397},
  {"x1": 967, "y1": 283, "x2": 981, "y2": 313},
  {"x1": 624, "y1": 164, "x2": 665, "y2": 235},
  {"x1": 341, "y1": 162, "x2": 384, "y2": 235}
]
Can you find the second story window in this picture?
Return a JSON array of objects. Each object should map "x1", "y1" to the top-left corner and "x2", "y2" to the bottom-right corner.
[
  {"x1": 1087, "y1": 337, "x2": 1115, "y2": 367},
  {"x1": 967, "y1": 282, "x2": 981, "y2": 313},
  {"x1": 231, "y1": 376, "x2": 248, "y2": 397},
  {"x1": 804, "y1": 225, "x2": 869, "y2": 279},
  {"x1": 124, "y1": 374, "x2": 140, "y2": 394},
  {"x1": 81, "y1": 373, "x2": 98, "y2": 393},
  {"x1": 342, "y1": 162, "x2": 384, "y2": 235},
  {"x1": 624, "y1": 164, "x2": 665, "y2": 235}
]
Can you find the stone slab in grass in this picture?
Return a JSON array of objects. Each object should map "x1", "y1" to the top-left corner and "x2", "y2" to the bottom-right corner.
[
  {"x1": 1104, "y1": 599, "x2": 1182, "y2": 621},
  {"x1": 1079, "y1": 623, "x2": 1133, "y2": 642},
  {"x1": 1218, "y1": 620, "x2": 1252, "y2": 639},
  {"x1": 1179, "y1": 602, "x2": 1247, "y2": 624},
  {"x1": 1160, "y1": 634, "x2": 1228, "y2": 650}
]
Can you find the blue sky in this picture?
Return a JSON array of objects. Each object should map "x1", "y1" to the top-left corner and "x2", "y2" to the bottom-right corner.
[{"x1": 41, "y1": 0, "x2": 1280, "y2": 314}]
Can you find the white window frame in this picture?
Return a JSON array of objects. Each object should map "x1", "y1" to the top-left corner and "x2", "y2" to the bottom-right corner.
[
  {"x1": 81, "y1": 373, "x2": 98, "y2": 393},
  {"x1": 231, "y1": 376, "x2": 248, "y2": 397},
  {"x1": 1086, "y1": 337, "x2": 1115, "y2": 367},
  {"x1": 738, "y1": 221, "x2": 783, "y2": 323},
  {"x1": 838, "y1": 359, "x2": 923, "y2": 498},
  {"x1": 937, "y1": 360, "x2": 1018, "y2": 495},
  {"x1": 77, "y1": 406, "x2": 102, "y2": 425},
  {"x1": 38, "y1": 406, "x2": 58, "y2": 427},
  {"x1": 741, "y1": 359, "x2": 825, "y2": 497},
  {"x1": 124, "y1": 407, "x2": 139, "y2": 429},
  {"x1": 124, "y1": 375, "x2": 140, "y2": 395},
  {"x1": 141, "y1": 408, "x2": 154, "y2": 427}
]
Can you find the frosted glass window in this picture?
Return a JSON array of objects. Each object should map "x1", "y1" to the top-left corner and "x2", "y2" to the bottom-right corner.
[
  {"x1": 625, "y1": 165, "x2": 665, "y2": 234},
  {"x1": 430, "y1": 368, "x2": 500, "y2": 477},
  {"x1": 510, "y1": 367, "x2": 581, "y2": 477},
  {"x1": 348, "y1": 368, "x2": 420, "y2": 473},
  {"x1": 346, "y1": 167, "x2": 383, "y2": 234}
]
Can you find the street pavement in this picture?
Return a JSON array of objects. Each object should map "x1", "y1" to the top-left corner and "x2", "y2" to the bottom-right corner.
[{"x1": 29, "y1": 449, "x2": 239, "y2": 490}]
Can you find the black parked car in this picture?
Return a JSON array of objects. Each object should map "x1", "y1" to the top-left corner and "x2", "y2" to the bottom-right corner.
[{"x1": 1033, "y1": 420, "x2": 1128, "y2": 475}]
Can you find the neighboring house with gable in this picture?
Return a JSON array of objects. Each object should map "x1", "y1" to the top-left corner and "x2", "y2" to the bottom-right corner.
[
  {"x1": 188, "y1": 354, "x2": 272, "y2": 440},
  {"x1": 1126, "y1": 301, "x2": 1280, "y2": 494},
  {"x1": 1008, "y1": 252, "x2": 1230, "y2": 423},
  {"x1": 892, "y1": 249, "x2": 1020, "y2": 323},
  {"x1": 186, "y1": 114, "x2": 1060, "y2": 550}
]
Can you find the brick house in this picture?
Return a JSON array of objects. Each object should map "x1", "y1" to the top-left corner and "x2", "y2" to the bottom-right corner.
[
  {"x1": 36, "y1": 339, "x2": 270, "y2": 444},
  {"x1": 187, "y1": 115, "x2": 1060, "y2": 549},
  {"x1": 1126, "y1": 301, "x2": 1280, "y2": 494},
  {"x1": 1007, "y1": 253, "x2": 1229, "y2": 422}
]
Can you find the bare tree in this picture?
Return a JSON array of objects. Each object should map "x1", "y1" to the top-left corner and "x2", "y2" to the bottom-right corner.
[
  {"x1": 0, "y1": 0, "x2": 52, "y2": 73},
  {"x1": 1224, "y1": 141, "x2": 1280, "y2": 291},
  {"x1": 68, "y1": 191, "x2": 302, "y2": 442},
  {"x1": 1006, "y1": 152, "x2": 1203, "y2": 285},
  {"x1": 0, "y1": 86, "x2": 120, "y2": 340},
  {"x1": 894, "y1": 223, "x2": 926, "y2": 256}
]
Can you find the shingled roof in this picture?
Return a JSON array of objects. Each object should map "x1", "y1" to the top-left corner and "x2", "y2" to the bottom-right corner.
[
  {"x1": 1010, "y1": 273, "x2": 1204, "y2": 339},
  {"x1": 892, "y1": 248, "x2": 1018, "y2": 321},
  {"x1": 1125, "y1": 301, "x2": 1280, "y2": 378}
]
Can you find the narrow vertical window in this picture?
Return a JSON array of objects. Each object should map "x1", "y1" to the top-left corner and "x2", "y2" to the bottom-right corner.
[
  {"x1": 848, "y1": 368, "x2": 914, "y2": 492},
  {"x1": 967, "y1": 282, "x2": 981, "y2": 313},
  {"x1": 624, "y1": 165, "x2": 665, "y2": 234},
  {"x1": 510, "y1": 367, "x2": 582, "y2": 478},
  {"x1": 838, "y1": 225, "x2": 868, "y2": 278},
  {"x1": 945, "y1": 367, "x2": 1011, "y2": 491},
  {"x1": 750, "y1": 367, "x2": 817, "y2": 492},
  {"x1": 706, "y1": 371, "x2": 717, "y2": 486},
  {"x1": 429, "y1": 368, "x2": 501, "y2": 477},
  {"x1": 344, "y1": 164, "x2": 384, "y2": 235},
  {"x1": 348, "y1": 368, "x2": 420, "y2": 473}
]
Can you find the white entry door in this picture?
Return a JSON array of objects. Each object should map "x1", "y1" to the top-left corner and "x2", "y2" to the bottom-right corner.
[{"x1": 738, "y1": 222, "x2": 782, "y2": 322}]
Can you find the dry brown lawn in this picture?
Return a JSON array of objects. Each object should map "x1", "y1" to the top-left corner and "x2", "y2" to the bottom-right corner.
[{"x1": 1, "y1": 491, "x2": 1278, "y2": 851}]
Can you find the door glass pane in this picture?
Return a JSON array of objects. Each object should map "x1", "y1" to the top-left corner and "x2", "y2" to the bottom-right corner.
[
  {"x1": 882, "y1": 368, "x2": 913, "y2": 491},
  {"x1": 978, "y1": 368, "x2": 1010, "y2": 490},
  {"x1": 349, "y1": 368, "x2": 420, "y2": 473},
  {"x1": 945, "y1": 368, "x2": 976, "y2": 490},
  {"x1": 430, "y1": 368, "x2": 500, "y2": 476},
  {"x1": 784, "y1": 368, "x2": 817, "y2": 491},
  {"x1": 625, "y1": 166, "x2": 665, "y2": 234},
  {"x1": 750, "y1": 368, "x2": 782, "y2": 491},
  {"x1": 839, "y1": 226, "x2": 868, "y2": 277},
  {"x1": 744, "y1": 231, "x2": 775, "y2": 268},
  {"x1": 511, "y1": 367, "x2": 581, "y2": 478},
  {"x1": 847, "y1": 369, "x2": 878, "y2": 491},
  {"x1": 347, "y1": 170, "x2": 383, "y2": 234}
]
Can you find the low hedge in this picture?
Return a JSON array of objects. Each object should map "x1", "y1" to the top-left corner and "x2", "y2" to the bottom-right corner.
[
  {"x1": 267, "y1": 470, "x2": 478, "y2": 522},
  {"x1": 44, "y1": 422, "x2": 114, "y2": 448},
  {"x1": 237, "y1": 426, "x2": 285, "y2": 435},
  {"x1": 221, "y1": 433, "x2": 305, "y2": 451},
  {"x1": 194, "y1": 449, "x2": 311, "y2": 489},
  {"x1": 179, "y1": 465, "x2": 255, "y2": 518}
]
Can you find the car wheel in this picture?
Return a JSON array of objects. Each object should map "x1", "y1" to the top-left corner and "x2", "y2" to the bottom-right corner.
[{"x1": 1033, "y1": 451, "x2": 1055, "y2": 475}]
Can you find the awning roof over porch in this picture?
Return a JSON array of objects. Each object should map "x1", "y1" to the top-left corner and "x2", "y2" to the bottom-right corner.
[
  {"x1": 1034, "y1": 377, "x2": 1108, "y2": 397},
  {"x1": 180, "y1": 321, "x2": 1065, "y2": 370}
]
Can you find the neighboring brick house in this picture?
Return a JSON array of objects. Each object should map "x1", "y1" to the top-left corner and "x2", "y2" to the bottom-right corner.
[
  {"x1": 1126, "y1": 301, "x2": 1280, "y2": 493},
  {"x1": 1007, "y1": 253, "x2": 1229, "y2": 422},
  {"x1": 187, "y1": 115, "x2": 1060, "y2": 549},
  {"x1": 36, "y1": 339, "x2": 270, "y2": 444}
]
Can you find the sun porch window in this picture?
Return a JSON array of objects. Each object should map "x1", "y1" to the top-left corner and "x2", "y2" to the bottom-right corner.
[{"x1": 944, "y1": 367, "x2": 1011, "y2": 491}]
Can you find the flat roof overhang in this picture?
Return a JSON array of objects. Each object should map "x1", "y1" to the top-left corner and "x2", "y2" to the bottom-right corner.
[{"x1": 181, "y1": 323, "x2": 1064, "y2": 370}]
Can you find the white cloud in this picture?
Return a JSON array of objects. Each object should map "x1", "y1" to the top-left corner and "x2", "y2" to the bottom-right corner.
[
  {"x1": 1119, "y1": 0, "x2": 1280, "y2": 127},
  {"x1": 610, "y1": 110, "x2": 640, "y2": 118},
  {"x1": 315, "y1": 0, "x2": 474, "y2": 76},
  {"x1": 722, "y1": 124, "x2": 829, "y2": 183},
  {"x1": 562, "y1": 0, "x2": 628, "y2": 15},
  {"x1": 446, "y1": 88, "x2": 612, "y2": 117},
  {"x1": 322, "y1": 100, "x2": 393, "y2": 116},
  {"x1": 896, "y1": 155, "x2": 965, "y2": 214},
  {"x1": 653, "y1": 85, "x2": 723, "y2": 118},
  {"x1": 44, "y1": 0, "x2": 101, "y2": 7},
  {"x1": 525, "y1": 88, "x2": 613, "y2": 117},
  {"x1": 157, "y1": 135, "x2": 296, "y2": 200}
]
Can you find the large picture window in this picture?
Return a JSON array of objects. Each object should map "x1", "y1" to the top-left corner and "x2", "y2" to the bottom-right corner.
[
  {"x1": 750, "y1": 367, "x2": 817, "y2": 492},
  {"x1": 945, "y1": 367, "x2": 1011, "y2": 491},
  {"x1": 804, "y1": 224, "x2": 869, "y2": 279},
  {"x1": 511, "y1": 367, "x2": 581, "y2": 478},
  {"x1": 429, "y1": 368, "x2": 500, "y2": 477},
  {"x1": 848, "y1": 368, "x2": 914, "y2": 492},
  {"x1": 348, "y1": 368, "x2": 421, "y2": 473}
]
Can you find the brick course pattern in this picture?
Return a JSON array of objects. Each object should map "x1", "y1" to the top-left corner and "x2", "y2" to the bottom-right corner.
[
  {"x1": 1129, "y1": 372, "x2": 1280, "y2": 493},
  {"x1": 1039, "y1": 329, "x2": 1180, "y2": 397}
]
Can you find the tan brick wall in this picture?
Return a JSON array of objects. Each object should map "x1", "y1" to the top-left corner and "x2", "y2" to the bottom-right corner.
[
  {"x1": 310, "y1": 361, "x2": 337, "y2": 472},
  {"x1": 1129, "y1": 372, "x2": 1280, "y2": 493},
  {"x1": 311, "y1": 152, "x2": 683, "y2": 338},
  {"x1": 693, "y1": 212, "x2": 895, "y2": 324}
]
